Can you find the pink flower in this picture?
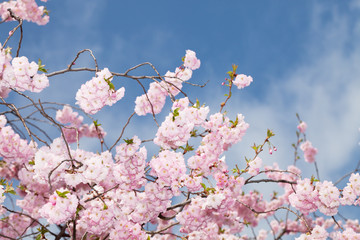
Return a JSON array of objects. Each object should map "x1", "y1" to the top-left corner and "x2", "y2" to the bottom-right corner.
[
  {"x1": 300, "y1": 140, "x2": 318, "y2": 163},
  {"x1": 75, "y1": 68, "x2": 125, "y2": 114},
  {"x1": 297, "y1": 121, "x2": 307, "y2": 133},
  {"x1": 183, "y1": 50, "x2": 201, "y2": 70},
  {"x1": 233, "y1": 74, "x2": 253, "y2": 89}
]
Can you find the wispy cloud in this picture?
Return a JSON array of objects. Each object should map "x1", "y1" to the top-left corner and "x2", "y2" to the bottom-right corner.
[{"x1": 222, "y1": 1, "x2": 360, "y2": 181}]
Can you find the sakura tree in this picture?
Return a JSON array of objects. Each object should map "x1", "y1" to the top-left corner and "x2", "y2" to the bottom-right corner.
[{"x1": 0, "y1": 1, "x2": 360, "y2": 240}]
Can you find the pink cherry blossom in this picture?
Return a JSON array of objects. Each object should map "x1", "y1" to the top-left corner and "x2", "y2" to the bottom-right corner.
[
  {"x1": 233, "y1": 74, "x2": 253, "y2": 89},
  {"x1": 297, "y1": 121, "x2": 308, "y2": 133},
  {"x1": 183, "y1": 50, "x2": 201, "y2": 70},
  {"x1": 75, "y1": 68, "x2": 125, "y2": 114},
  {"x1": 300, "y1": 140, "x2": 318, "y2": 163}
]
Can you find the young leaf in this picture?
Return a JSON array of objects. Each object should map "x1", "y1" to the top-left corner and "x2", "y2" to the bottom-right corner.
[
  {"x1": 124, "y1": 138, "x2": 134, "y2": 144},
  {"x1": 93, "y1": 120, "x2": 101, "y2": 127},
  {"x1": 56, "y1": 190, "x2": 70, "y2": 198},
  {"x1": 267, "y1": 129, "x2": 275, "y2": 138}
]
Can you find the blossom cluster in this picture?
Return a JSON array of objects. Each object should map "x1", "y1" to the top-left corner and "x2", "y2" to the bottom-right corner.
[
  {"x1": 134, "y1": 50, "x2": 199, "y2": 116},
  {"x1": 56, "y1": 105, "x2": 106, "y2": 143},
  {"x1": 154, "y1": 97, "x2": 209, "y2": 149},
  {"x1": 0, "y1": 53, "x2": 49, "y2": 97},
  {"x1": 0, "y1": 0, "x2": 49, "y2": 25},
  {"x1": 0, "y1": 115, "x2": 36, "y2": 176},
  {"x1": 233, "y1": 74, "x2": 253, "y2": 89},
  {"x1": 113, "y1": 136, "x2": 147, "y2": 190},
  {"x1": 39, "y1": 188, "x2": 78, "y2": 224},
  {"x1": 75, "y1": 68, "x2": 125, "y2": 114},
  {"x1": 300, "y1": 140, "x2": 318, "y2": 163},
  {"x1": 187, "y1": 112, "x2": 249, "y2": 173}
]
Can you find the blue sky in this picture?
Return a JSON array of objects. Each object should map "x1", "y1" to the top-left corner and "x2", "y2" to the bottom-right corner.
[{"x1": 2, "y1": 0, "x2": 360, "y2": 235}]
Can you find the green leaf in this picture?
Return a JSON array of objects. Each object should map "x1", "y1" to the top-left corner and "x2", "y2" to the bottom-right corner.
[
  {"x1": 6, "y1": 189, "x2": 16, "y2": 195},
  {"x1": 184, "y1": 144, "x2": 194, "y2": 152},
  {"x1": 56, "y1": 190, "x2": 70, "y2": 198},
  {"x1": 267, "y1": 129, "x2": 275, "y2": 138},
  {"x1": 5, "y1": 183, "x2": 16, "y2": 195},
  {"x1": 28, "y1": 159, "x2": 35, "y2": 165},
  {"x1": 190, "y1": 129, "x2": 197, "y2": 137},
  {"x1": 200, "y1": 183, "x2": 207, "y2": 190},
  {"x1": 5, "y1": 47, "x2": 11, "y2": 55},
  {"x1": 194, "y1": 99, "x2": 200, "y2": 109},
  {"x1": 173, "y1": 108, "x2": 180, "y2": 117},
  {"x1": 232, "y1": 64, "x2": 238, "y2": 73},
  {"x1": 93, "y1": 120, "x2": 101, "y2": 127},
  {"x1": 172, "y1": 108, "x2": 180, "y2": 121},
  {"x1": 103, "y1": 203, "x2": 108, "y2": 210},
  {"x1": 310, "y1": 175, "x2": 319, "y2": 183},
  {"x1": 38, "y1": 59, "x2": 48, "y2": 73},
  {"x1": 251, "y1": 144, "x2": 258, "y2": 152},
  {"x1": 124, "y1": 138, "x2": 134, "y2": 144},
  {"x1": 147, "y1": 236, "x2": 151, "y2": 240},
  {"x1": 43, "y1": 7, "x2": 49, "y2": 16},
  {"x1": 104, "y1": 76, "x2": 115, "y2": 91},
  {"x1": 35, "y1": 234, "x2": 42, "y2": 240}
]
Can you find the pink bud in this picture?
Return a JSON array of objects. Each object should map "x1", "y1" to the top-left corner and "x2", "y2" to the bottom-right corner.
[
  {"x1": 221, "y1": 82, "x2": 225, "y2": 86},
  {"x1": 273, "y1": 147, "x2": 277, "y2": 151},
  {"x1": 269, "y1": 149, "x2": 273, "y2": 155}
]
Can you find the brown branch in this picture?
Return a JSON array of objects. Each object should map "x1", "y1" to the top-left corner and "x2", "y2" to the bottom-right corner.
[{"x1": 2, "y1": 9, "x2": 23, "y2": 55}]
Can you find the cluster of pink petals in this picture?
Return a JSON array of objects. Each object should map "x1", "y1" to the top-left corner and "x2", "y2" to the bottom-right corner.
[
  {"x1": 340, "y1": 173, "x2": 360, "y2": 205},
  {"x1": 56, "y1": 105, "x2": 106, "y2": 143},
  {"x1": 75, "y1": 68, "x2": 125, "y2": 114},
  {"x1": 297, "y1": 121, "x2": 308, "y2": 133},
  {"x1": 77, "y1": 197, "x2": 114, "y2": 235},
  {"x1": 0, "y1": 0, "x2": 49, "y2": 25},
  {"x1": 33, "y1": 138, "x2": 68, "y2": 185},
  {"x1": 16, "y1": 191, "x2": 46, "y2": 219},
  {"x1": 300, "y1": 140, "x2": 318, "y2": 163},
  {"x1": 289, "y1": 178, "x2": 340, "y2": 216},
  {"x1": 0, "y1": 213, "x2": 32, "y2": 238},
  {"x1": 288, "y1": 178, "x2": 319, "y2": 215},
  {"x1": 233, "y1": 74, "x2": 253, "y2": 89},
  {"x1": 188, "y1": 112, "x2": 249, "y2": 173},
  {"x1": 183, "y1": 49, "x2": 201, "y2": 70},
  {"x1": 0, "y1": 46, "x2": 12, "y2": 97},
  {"x1": 134, "y1": 50, "x2": 198, "y2": 116},
  {"x1": 39, "y1": 188, "x2": 78, "y2": 225},
  {"x1": 315, "y1": 180, "x2": 340, "y2": 216},
  {"x1": 113, "y1": 136, "x2": 147, "y2": 190},
  {"x1": 331, "y1": 227, "x2": 360, "y2": 239},
  {"x1": 109, "y1": 220, "x2": 147, "y2": 240},
  {"x1": 0, "y1": 115, "x2": 36, "y2": 166},
  {"x1": 129, "y1": 182, "x2": 173, "y2": 224},
  {"x1": 154, "y1": 97, "x2": 209, "y2": 149},
  {"x1": 177, "y1": 196, "x2": 212, "y2": 233},
  {"x1": 0, "y1": 54, "x2": 49, "y2": 97},
  {"x1": 150, "y1": 150, "x2": 186, "y2": 194},
  {"x1": 295, "y1": 225, "x2": 329, "y2": 240},
  {"x1": 84, "y1": 152, "x2": 113, "y2": 183}
]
